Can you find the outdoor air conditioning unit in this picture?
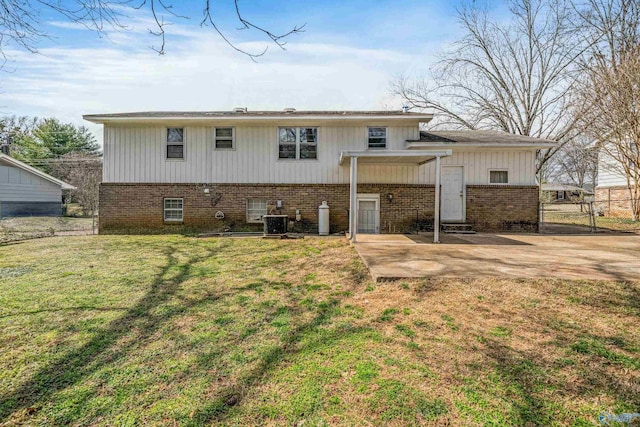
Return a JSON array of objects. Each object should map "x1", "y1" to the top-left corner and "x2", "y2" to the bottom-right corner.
[{"x1": 263, "y1": 215, "x2": 289, "y2": 235}]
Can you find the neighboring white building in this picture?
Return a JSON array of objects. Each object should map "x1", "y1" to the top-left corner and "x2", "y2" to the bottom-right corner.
[
  {"x1": 0, "y1": 153, "x2": 75, "y2": 218},
  {"x1": 595, "y1": 146, "x2": 638, "y2": 218},
  {"x1": 84, "y1": 109, "x2": 556, "y2": 237}
]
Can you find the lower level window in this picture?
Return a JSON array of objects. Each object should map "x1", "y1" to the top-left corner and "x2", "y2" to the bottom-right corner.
[
  {"x1": 489, "y1": 170, "x2": 509, "y2": 184},
  {"x1": 247, "y1": 198, "x2": 267, "y2": 223},
  {"x1": 164, "y1": 198, "x2": 183, "y2": 221}
]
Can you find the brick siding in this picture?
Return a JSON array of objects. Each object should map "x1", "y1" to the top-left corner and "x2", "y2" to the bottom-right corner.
[
  {"x1": 595, "y1": 186, "x2": 635, "y2": 218},
  {"x1": 466, "y1": 185, "x2": 539, "y2": 232},
  {"x1": 99, "y1": 183, "x2": 539, "y2": 233}
]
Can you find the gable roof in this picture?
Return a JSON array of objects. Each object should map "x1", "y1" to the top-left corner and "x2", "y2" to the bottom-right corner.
[
  {"x1": 0, "y1": 153, "x2": 76, "y2": 190},
  {"x1": 408, "y1": 130, "x2": 558, "y2": 148}
]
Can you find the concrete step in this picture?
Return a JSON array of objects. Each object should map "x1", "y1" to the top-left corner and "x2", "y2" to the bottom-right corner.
[{"x1": 441, "y1": 223, "x2": 476, "y2": 234}]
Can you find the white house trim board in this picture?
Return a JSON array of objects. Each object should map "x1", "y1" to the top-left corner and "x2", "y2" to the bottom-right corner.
[
  {"x1": 0, "y1": 153, "x2": 75, "y2": 190},
  {"x1": 356, "y1": 194, "x2": 380, "y2": 234},
  {"x1": 441, "y1": 166, "x2": 466, "y2": 222}
]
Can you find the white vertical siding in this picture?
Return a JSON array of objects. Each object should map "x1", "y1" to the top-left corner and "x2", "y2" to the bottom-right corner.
[
  {"x1": 597, "y1": 147, "x2": 628, "y2": 187},
  {"x1": 419, "y1": 150, "x2": 537, "y2": 185},
  {"x1": 103, "y1": 124, "x2": 537, "y2": 185}
]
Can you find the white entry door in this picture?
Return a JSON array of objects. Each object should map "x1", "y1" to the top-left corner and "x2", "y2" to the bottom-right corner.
[
  {"x1": 441, "y1": 166, "x2": 465, "y2": 222},
  {"x1": 357, "y1": 195, "x2": 380, "y2": 234}
]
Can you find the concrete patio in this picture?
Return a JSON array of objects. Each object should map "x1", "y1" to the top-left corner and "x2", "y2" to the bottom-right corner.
[{"x1": 354, "y1": 233, "x2": 640, "y2": 282}]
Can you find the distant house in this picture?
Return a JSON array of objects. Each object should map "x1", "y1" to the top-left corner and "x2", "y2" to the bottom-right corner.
[
  {"x1": 0, "y1": 153, "x2": 75, "y2": 218},
  {"x1": 84, "y1": 109, "x2": 557, "y2": 240},
  {"x1": 541, "y1": 184, "x2": 594, "y2": 203}
]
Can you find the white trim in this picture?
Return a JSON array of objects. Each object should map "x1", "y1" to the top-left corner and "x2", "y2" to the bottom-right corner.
[
  {"x1": 0, "y1": 153, "x2": 75, "y2": 190},
  {"x1": 163, "y1": 198, "x2": 183, "y2": 222},
  {"x1": 356, "y1": 193, "x2": 380, "y2": 234},
  {"x1": 246, "y1": 197, "x2": 267, "y2": 223},
  {"x1": 165, "y1": 127, "x2": 186, "y2": 161},
  {"x1": 214, "y1": 126, "x2": 235, "y2": 150},
  {"x1": 407, "y1": 142, "x2": 556, "y2": 149},
  {"x1": 441, "y1": 165, "x2": 466, "y2": 222},
  {"x1": 84, "y1": 113, "x2": 434, "y2": 124},
  {"x1": 339, "y1": 149, "x2": 453, "y2": 165},
  {"x1": 367, "y1": 126, "x2": 387, "y2": 150},
  {"x1": 488, "y1": 169, "x2": 509, "y2": 184},
  {"x1": 349, "y1": 156, "x2": 358, "y2": 242},
  {"x1": 277, "y1": 127, "x2": 319, "y2": 160}
]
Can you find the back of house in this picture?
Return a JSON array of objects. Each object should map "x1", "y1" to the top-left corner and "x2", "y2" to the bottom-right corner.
[{"x1": 84, "y1": 109, "x2": 555, "y2": 234}]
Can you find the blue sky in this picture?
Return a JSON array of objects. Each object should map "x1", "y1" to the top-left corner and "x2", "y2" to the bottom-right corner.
[{"x1": 0, "y1": 0, "x2": 495, "y2": 139}]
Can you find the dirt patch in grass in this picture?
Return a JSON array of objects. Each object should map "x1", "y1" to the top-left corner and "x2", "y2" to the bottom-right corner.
[
  {"x1": 0, "y1": 217, "x2": 94, "y2": 243},
  {"x1": 0, "y1": 235, "x2": 638, "y2": 426}
]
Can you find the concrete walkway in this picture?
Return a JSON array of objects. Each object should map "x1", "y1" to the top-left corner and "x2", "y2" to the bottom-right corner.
[{"x1": 354, "y1": 233, "x2": 640, "y2": 282}]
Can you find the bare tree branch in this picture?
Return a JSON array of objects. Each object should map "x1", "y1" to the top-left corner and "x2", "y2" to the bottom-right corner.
[
  {"x1": 392, "y1": 0, "x2": 590, "y2": 174},
  {"x1": 0, "y1": 0, "x2": 303, "y2": 61}
]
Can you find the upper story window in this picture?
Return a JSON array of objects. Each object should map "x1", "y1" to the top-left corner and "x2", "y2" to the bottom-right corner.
[
  {"x1": 368, "y1": 127, "x2": 387, "y2": 149},
  {"x1": 215, "y1": 127, "x2": 234, "y2": 149},
  {"x1": 278, "y1": 127, "x2": 318, "y2": 160},
  {"x1": 489, "y1": 170, "x2": 509, "y2": 184},
  {"x1": 166, "y1": 128, "x2": 184, "y2": 159}
]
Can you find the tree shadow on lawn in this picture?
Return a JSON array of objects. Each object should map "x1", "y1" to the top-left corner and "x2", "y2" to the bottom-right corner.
[
  {"x1": 479, "y1": 332, "x2": 640, "y2": 426},
  {"x1": 0, "y1": 241, "x2": 232, "y2": 422},
  {"x1": 187, "y1": 262, "x2": 370, "y2": 424}
]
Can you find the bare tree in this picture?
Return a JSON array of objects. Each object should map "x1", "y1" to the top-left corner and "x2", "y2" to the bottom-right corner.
[
  {"x1": 574, "y1": 0, "x2": 640, "y2": 220},
  {"x1": 50, "y1": 152, "x2": 102, "y2": 231},
  {"x1": 392, "y1": 0, "x2": 588, "y2": 173},
  {"x1": 0, "y1": 0, "x2": 303, "y2": 62},
  {"x1": 548, "y1": 135, "x2": 598, "y2": 188}
]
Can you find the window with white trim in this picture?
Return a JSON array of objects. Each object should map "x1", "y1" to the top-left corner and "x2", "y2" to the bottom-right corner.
[
  {"x1": 368, "y1": 127, "x2": 387, "y2": 149},
  {"x1": 166, "y1": 128, "x2": 184, "y2": 159},
  {"x1": 246, "y1": 198, "x2": 267, "y2": 223},
  {"x1": 215, "y1": 127, "x2": 234, "y2": 149},
  {"x1": 278, "y1": 127, "x2": 318, "y2": 159},
  {"x1": 557, "y1": 191, "x2": 565, "y2": 200},
  {"x1": 489, "y1": 170, "x2": 509, "y2": 184},
  {"x1": 164, "y1": 198, "x2": 183, "y2": 221}
]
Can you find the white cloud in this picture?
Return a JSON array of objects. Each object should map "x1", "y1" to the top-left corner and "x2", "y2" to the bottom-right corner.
[{"x1": 0, "y1": 15, "x2": 446, "y2": 144}]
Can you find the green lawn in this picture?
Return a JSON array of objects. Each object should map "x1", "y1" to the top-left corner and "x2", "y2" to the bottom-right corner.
[
  {"x1": 544, "y1": 211, "x2": 640, "y2": 232},
  {"x1": 0, "y1": 236, "x2": 639, "y2": 426}
]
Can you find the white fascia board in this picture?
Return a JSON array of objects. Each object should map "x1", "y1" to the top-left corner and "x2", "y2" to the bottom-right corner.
[
  {"x1": 0, "y1": 153, "x2": 76, "y2": 190},
  {"x1": 339, "y1": 149, "x2": 452, "y2": 165},
  {"x1": 406, "y1": 142, "x2": 557, "y2": 149},
  {"x1": 83, "y1": 114, "x2": 434, "y2": 125}
]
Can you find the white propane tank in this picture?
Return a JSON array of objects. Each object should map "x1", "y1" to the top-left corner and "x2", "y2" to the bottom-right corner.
[{"x1": 318, "y1": 201, "x2": 330, "y2": 235}]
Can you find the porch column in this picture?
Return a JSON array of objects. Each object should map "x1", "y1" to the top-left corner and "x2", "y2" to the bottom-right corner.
[
  {"x1": 349, "y1": 156, "x2": 358, "y2": 242},
  {"x1": 434, "y1": 155, "x2": 441, "y2": 243}
]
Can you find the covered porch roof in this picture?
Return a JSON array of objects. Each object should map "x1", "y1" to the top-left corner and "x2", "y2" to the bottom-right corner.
[
  {"x1": 343, "y1": 149, "x2": 453, "y2": 244},
  {"x1": 339, "y1": 149, "x2": 453, "y2": 166}
]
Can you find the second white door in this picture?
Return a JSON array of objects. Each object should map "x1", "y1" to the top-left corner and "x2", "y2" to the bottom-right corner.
[{"x1": 441, "y1": 166, "x2": 465, "y2": 222}]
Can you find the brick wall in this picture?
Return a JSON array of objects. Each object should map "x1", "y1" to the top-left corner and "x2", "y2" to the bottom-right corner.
[
  {"x1": 99, "y1": 183, "x2": 538, "y2": 233},
  {"x1": 466, "y1": 185, "x2": 539, "y2": 232},
  {"x1": 595, "y1": 186, "x2": 635, "y2": 218}
]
